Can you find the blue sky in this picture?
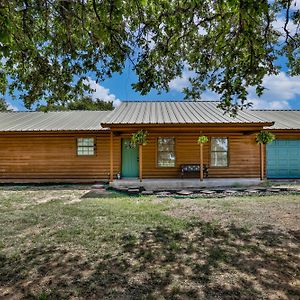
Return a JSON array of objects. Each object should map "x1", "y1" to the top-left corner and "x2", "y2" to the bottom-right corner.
[
  {"x1": 6, "y1": 65, "x2": 300, "y2": 111},
  {"x1": 80, "y1": 62, "x2": 300, "y2": 111},
  {"x1": 5, "y1": 0, "x2": 300, "y2": 111}
]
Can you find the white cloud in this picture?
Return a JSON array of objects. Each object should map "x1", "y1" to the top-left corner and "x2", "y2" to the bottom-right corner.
[
  {"x1": 272, "y1": 16, "x2": 298, "y2": 42},
  {"x1": 169, "y1": 69, "x2": 195, "y2": 92},
  {"x1": 7, "y1": 102, "x2": 19, "y2": 111},
  {"x1": 269, "y1": 0, "x2": 300, "y2": 10},
  {"x1": 247, "y1": 72, "x2": 300, "y2": 109},
  {"x1": 83, "y1": 78, "x2": 121, "y2": 107},
  {"x1": 248, "y1": 98, "x2": 290, "y2": 110},
  {"x1": 170, "y1": 69, "x2": 300, "y2": 109},
  {"x1": 291, "y1": 0, "x2": 300, "y2": 10}
]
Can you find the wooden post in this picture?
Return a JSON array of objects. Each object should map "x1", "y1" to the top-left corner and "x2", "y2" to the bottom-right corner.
[
  {"x1": 110, "y1": 131, "x2": 114, "y2": 182},
  {"x1": 139, "y1": 144, "x2": 143, "y2": 182},
  {"x1": 260, "y1": 143, "x2": 264, "y2": 180},
  {"x1": 200, "y1": 143, "x2": 203, "y2": 181}
]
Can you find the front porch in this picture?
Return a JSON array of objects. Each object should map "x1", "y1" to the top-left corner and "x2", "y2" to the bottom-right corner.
[{"x1": 110, "y1": 178, "x2": 262, "y2": 191}]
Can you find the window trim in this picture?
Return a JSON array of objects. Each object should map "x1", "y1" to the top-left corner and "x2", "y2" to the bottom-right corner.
[
  {"x1": 76, "y1": 137, "x2": 96, "y2": 156},
  {"x1": 156, "y1": 137, "x2": 176, "y2": 168},
  {"x1": 210, "y1": 137, "x2": 229, "y2": 168}
]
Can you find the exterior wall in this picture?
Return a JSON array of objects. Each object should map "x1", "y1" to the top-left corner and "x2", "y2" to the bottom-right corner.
[
  {"x1": 0, "y1": 131, "x2": 120, "y2": 181},
  {"x1": 0, "y1": 130, "x2": 273, "y2": 181},
  {"x1": 117, "y1": 133, "x2": 261, "y2": 179}
]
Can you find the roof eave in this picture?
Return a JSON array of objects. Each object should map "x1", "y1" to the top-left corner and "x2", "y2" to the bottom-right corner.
[{"x1": 101, "y1": 121, "x2": 274, "y2": 128}]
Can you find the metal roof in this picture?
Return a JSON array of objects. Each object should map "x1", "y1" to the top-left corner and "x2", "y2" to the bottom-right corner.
[
  {"x1": 0, "y1": 110, "x2": 111, "y2": 132},
  {"x1": 2, "y1": 103, "x2": 298, "y2": 132},
  {"x1": 252, "y1": 110, "x2": 300, "y2": 130},
  {"x1": 102, "y1": 101, "x2": 271, "y2": 125}
]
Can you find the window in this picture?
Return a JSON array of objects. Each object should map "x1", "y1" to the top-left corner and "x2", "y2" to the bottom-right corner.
[
  {"x1": 77, "y1": 138, "x2": 95, "y2": 156},
  {"x1": 157, "y1": 137, "x2": 176, "y2": 167},
  {"x1": 211, "y1": 138, "x2": 228, "y2": 167}
]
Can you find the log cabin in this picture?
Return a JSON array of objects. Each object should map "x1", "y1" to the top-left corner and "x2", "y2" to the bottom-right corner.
[{"x1": 0, "y1": 101, "x2": 299, "y2": 183}]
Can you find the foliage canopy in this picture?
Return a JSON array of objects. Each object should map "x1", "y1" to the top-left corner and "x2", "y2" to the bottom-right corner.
[
  {"x1": 0, "y1": 0, "x2": 299, "y2": 113},
  {"x1": 37, "y1": 96, "x2": 114, "y2": 111},
  {"x1": 0, "y1": 97, "x2": 11, "y2": 111}
]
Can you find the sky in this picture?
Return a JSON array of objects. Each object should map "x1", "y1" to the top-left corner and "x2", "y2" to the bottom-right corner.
[{"x1": 5, "y1": 0, "x2": 300, "y2": 111}]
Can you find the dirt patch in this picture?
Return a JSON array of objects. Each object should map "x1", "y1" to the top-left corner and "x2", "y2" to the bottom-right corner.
[{"x1": 165, "y1": 195, "x2": 300, "y2": 231}]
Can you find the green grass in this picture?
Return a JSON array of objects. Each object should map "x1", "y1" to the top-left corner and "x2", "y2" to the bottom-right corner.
[
  {"x1": 0, "y1": 194, "x2": 186, "y2": 254},
  {"x1": 0, "y1": 189, "x2": 299, "y2": 299}
]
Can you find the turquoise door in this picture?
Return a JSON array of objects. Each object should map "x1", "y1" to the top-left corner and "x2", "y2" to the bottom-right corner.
[
  {"x1": 266, "y1": 140, "x2": 300, "y2": 179},
  {"x1": 121, "y1": 139, "x2": 139, "y2": 178}
]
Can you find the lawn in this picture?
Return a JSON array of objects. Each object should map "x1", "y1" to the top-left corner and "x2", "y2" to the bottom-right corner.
[{"x1": 0, "y1": 187, "x2": 299, "y2": 299}]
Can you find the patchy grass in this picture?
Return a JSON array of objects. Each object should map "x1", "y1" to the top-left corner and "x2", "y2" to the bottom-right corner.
[{"x1": 0, "y1": 188, "x2": 299, "y2": 299}]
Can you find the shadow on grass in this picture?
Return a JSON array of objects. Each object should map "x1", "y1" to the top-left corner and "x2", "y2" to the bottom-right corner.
[{"x1": 1, "y1": 222, "x2": 299, "y2": 299}]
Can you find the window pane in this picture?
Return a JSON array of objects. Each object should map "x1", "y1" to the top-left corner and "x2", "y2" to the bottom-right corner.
[
  {"x1": 78, "y1": 138, "x2": 94, "y2": 146},
  {"x1": 77, "y1": 138, "x2": 95, "y2": 156},
  {"x1": 158, "y1": 144, "x2": 175, "y2": 152},
  {"x1": 211, "y1": 152, "x2": 228, "y2": 167},
  {"x1": 158, "y1": 138, "x2": 175, "y2": 145},
  {"x1": 211, "y1": 138, "x2": 228, "y2": 152},
  {"x1": 157, "y1": 137, "x2": 176, "y2": 167}
]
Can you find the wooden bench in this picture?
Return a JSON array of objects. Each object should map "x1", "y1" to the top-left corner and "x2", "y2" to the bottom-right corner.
[{"x1": 180, "y1": 164, "x2": 209, "y2": 179}]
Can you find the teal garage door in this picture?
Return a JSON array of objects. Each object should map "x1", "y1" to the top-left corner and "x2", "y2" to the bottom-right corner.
[{"x1": 266, "y1": 140, "x2": 300, "y2": 178}]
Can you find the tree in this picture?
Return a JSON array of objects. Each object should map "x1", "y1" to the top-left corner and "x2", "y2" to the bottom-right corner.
[
  {"x1": 0, "y1": 98, "x2": 11, "y2": 111},
  {"x1": 0, "y1": 1, "x2": 299, "y2": 114},
  {"x1": 37, "y1": 96, "x2": 114, "y2": 111}
]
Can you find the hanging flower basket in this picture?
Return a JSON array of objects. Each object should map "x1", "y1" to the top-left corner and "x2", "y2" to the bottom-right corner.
[
  {"x1": 197, "y1": 135, "x2": 209, "y2": 144},
  {"x1": 130, "y1": 130, "x2": 148, "y2": 148},
  {"x1": 256, "y1": 131, "x2": 275, "y2": 145}
]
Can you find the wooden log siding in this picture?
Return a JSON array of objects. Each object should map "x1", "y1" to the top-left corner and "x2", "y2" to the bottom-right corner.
[
  {"x1": 0, "y1": 131, "x2": 263, "y2": 181},
  {"x1": 0, "y1": 132, "x2": 120, "y2": 181},
  {"x1": 139, "y1": 134, "x2": 261, "y2": 179}
]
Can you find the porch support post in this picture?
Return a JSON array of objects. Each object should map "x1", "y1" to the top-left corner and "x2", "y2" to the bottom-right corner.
[
  {"x1": 260, "y1": 143, "x2": 264, "y2": 180},
  {"x1": 139, "y1": 144, "x2": 143, "y2": 182},
  {"x1": 200, "y1": 143, "x2": 203, "y2": 181},
  {"x1": 110, "y1": 131, "x2": 114, "y2": 182}
]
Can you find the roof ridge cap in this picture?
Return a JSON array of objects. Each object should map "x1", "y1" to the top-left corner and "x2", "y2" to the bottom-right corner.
[{"x1": 120, "y1": 100, "x2": 221, "y2": 103}]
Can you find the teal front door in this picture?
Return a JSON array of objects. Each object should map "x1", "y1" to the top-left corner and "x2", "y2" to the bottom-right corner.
[
  {"x1": 266, "y1": 140, "x2": 300, "y2": 178},
  {"x1": 121, "y1": 139, "x2": 139, "y2": 177}
]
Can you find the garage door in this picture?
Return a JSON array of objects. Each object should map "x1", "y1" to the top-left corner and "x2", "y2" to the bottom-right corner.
[{"x1": 266, "y1": 140, "x2": 300, "y2": 179}]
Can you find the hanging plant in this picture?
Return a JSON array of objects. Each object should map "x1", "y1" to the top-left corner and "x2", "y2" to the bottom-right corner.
[
  {"x1": 197, "y1": 135, "x2": 209, "y2": 144},
  {"x1": 256, "y1": 131, "x2": 275, "y2": 144},
  {"x1": 130, "y1": 130, "x2": 148, "y2": 148}
]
